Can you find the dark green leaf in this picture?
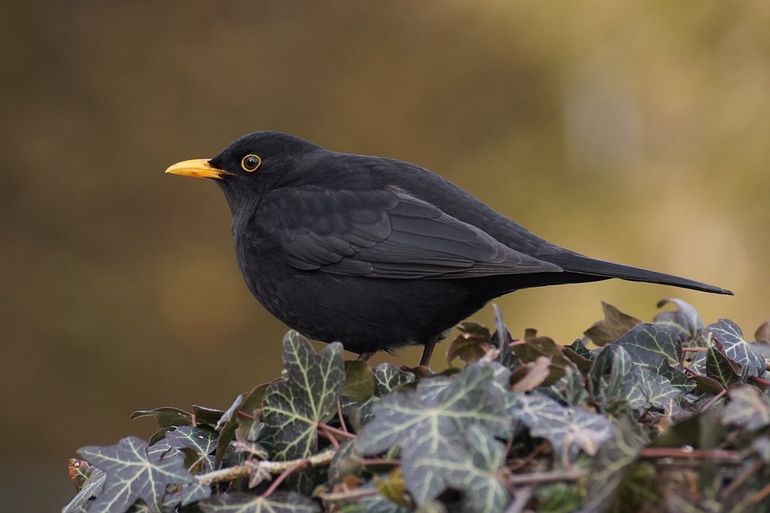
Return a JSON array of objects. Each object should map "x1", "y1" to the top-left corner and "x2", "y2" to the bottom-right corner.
[
  {"x1": 578, "y1": 417, "x2": 647, "y2": 513},
  {"x1": 78, "y1": 436, "x2": 194, "y2": 513},
  {"x1": 584, "y1": 302, "x2": 641, "y2": 346},
  {"x1": 263, "y1": 332, "x2": 345, "y2": 492},
  {"x1": 163, "y1": 425, "x2": 217, "y2": 472},
  {"x1": 373, "y1": 363, "x2": 415, "y2": 396},
  {"x1": 357, "y1": 363, "x2": 512, "y2": 504},
  {"x1": 199, "y1": 491, "x2": 320, "y2": 513},
  {"x1": 654, "y1": 298, "x2": 703, "y2": 339},
  {"x1": 510, "y1": 392, "x2": 612, "y2": 457},
  {"x1": 614, "y1": 323, "x2": 683, "y2": 367},
  {"x1": 705, "y1": 344, "x2": 741, "y2": 388},
  {"x1": 342, "y1": 361, "x2": 375, "y2": 402},
  {"x1": 655, "y1": 360, "x2": 695, "y2": 393},
  {"x1": 327, "y1": 440, "x2": 363, "y2": 485},
  {"x1": 404, "y1": 425, "x2": 511, "y2": 513},
  {"x1": 722, "y1": 385, "x2": 770, "y2": 431},
  {"x1": 704, "y1": 319, "x2": 765, "y2": 378},
  {"x1": 130, "y1": 407, "x2": 191, "y2": 429}
]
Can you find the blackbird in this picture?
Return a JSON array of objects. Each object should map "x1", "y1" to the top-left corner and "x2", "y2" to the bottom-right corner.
[{"x1": 166, "y1": 131, "x2": 731, "y2": 365}]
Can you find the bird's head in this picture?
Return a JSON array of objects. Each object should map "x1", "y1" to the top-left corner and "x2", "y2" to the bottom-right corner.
[{"x1": 165, "y1": 131, "x2": 323, "y2": 214}]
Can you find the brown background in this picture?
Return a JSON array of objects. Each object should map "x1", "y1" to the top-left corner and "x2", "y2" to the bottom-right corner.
[{"x1": 2, "y1": 1, "x2": 768, "y2": 510}]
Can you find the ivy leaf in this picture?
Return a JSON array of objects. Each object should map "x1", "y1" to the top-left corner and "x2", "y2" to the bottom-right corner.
[
  {"x1": 577, "y1": 417, "x2": 646, "y2": 513},
  {"x1": 592, "y1": 345, "x2": 682, "y2": 414},
  {"x1": 406, "y1": 425, "x2": 511, "y2": 513},
  {"x1": 77, "y1": 436, "x2": 194, "y2": 513},
  {"x1": 163, "y1": 425, "x2": 217, "y2": 472},
  {"x1": 62, "y1": 468, "x2": 106, "y2": 513},
  {"x1": 704, "y1": 319, "x2": 766, "y2": 378},
  {"x1": 722, "y1": 385, "x2": 770, "y2": 431},
  {"x1": 653, "y1": 298, "x2": 703, "y2": 339},
  {"x1": 342, "y1": 361, "x2": 375, "y2": 402},
  {"x1": 512, "y1": 334, "x2": 571, "y2": 385},
  {"x1": 510, "y1": 393, "x2": 612, "y2": 457},
  {"x1": 199, "y1": 491, "x2": 320, "y2": 513},
  {"x1": 130, "y1": 407, "x2": 191, "y2": 429},
  {"x1": 262, "y1": 332, "x2": 344, "y2": 491},
  {"x1": 584, "y1": 302, "x2": 641, "y2": 346},
  {"x1": 613, "y1": 323, "x2": 683, "y2": 367},
  {"x1": 705, "y1": 344, "x2": 741, "y2": 388},
  {"x1": 357, "y1": 364, "x2": 512, "y2": 504},
  {"x1": 447, "y1": 322, "x2": 492, "y2": 366},
  {"x1": 373, "y1": 363, "x2": 415, "y2": 395}
]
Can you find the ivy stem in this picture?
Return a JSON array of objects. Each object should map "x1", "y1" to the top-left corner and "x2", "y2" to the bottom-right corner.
[
  {"x1": 750, "y1": 375, "x2": 770, "y2": 388},
  {"x1": 261, "y1": 458, "x2": 310, "y2": 498},
  {"x1": 319, "y1": 423, "x2": 356, "y2": 439},
  {"x1": 319, "y1": 425, "x2": 341, "y2": 449},
  {"x1": 319, "y1": 488, "x2": 379, "y2": 502},
  {"x1": 337, "y1": 399, "x2": 349, "y2": 433},
  {"x1": 196, "y1": 448, "x2": 336, "y2": 486},
  {"x1": 638, "y1": 447, "x2": 742, "y2": 462}
]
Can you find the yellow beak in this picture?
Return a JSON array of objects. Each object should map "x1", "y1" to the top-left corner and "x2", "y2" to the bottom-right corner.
[{"x1": 165, "y1": 159, "x2": 229, "y2": 180}]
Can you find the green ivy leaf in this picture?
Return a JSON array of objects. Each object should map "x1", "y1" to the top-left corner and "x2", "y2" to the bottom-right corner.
[
  {"x1": 342, "y1": 361, "x2": 375, "y2": 402},
  {"x1": 406, "y1": 425, "x2": 511, "y2": 513},
  {"x1": 578, "y1": 417, "x2": 647, "y2": 513},
  {"x1": 262, "y1": 332, "x2": 344, "y2": 492},
  {"x1": 593, "y1": 344, "x2": 685, "y2": 415},
  {"x1": 163, "y1": 425, "x2": 217, "y2": 472},
  {"x1": 357, "y1": 363, "x2": 512, "y2": 504},
  {"x1": 78, "y1": 436, "x2": 194, "y2": 513},
  {"x1": 130, "y1": 407, "x2": 191, "y2": 429},
  {"x1": 584, "y1": 302, "x2": 641, "y2": 346},
  {"x1": 510, "y1": 392, "x2": 613, "y2": 457},
  {"x1": 704, "y1": 319, "x2": 766, "y2": 378},
  {"x1": 613, "y1": 323, "x2": 683, "y2": 367},
  {"x1": 653, "y1": 298, "x2": 703, "y2": 339},
  {"x1": 199, "y1": 491, "x2": 320, "y2": 513},
  {"x1": 705, "y1": 344, "x2": 741, "y2": 388},
  {"x1": 722, "y1": 385, "x2": 770, "y2": 431}
]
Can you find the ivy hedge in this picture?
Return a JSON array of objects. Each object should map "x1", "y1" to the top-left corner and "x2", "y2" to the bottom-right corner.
[{"x1": 64, "y1": 299, "x2": 770, "y2": 513}]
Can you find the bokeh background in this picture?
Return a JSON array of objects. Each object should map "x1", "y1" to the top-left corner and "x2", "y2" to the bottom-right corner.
[{"x1": 2, "y1": 1, "x2": 769, "y2": 510}]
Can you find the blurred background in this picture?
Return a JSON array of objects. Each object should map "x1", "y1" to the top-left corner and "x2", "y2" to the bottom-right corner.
[{"x1": 2, "y1": 1, "x2": 768, "y2": 510}]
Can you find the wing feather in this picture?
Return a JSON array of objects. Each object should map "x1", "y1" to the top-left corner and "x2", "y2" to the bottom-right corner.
[{"x1": 261, "y1": 186, "x2": 561, "y2": 279}]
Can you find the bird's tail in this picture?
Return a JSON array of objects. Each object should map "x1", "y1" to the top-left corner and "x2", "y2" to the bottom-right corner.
[{"x1": 544, "y1": 252, "x2": 733, "y2": 295}]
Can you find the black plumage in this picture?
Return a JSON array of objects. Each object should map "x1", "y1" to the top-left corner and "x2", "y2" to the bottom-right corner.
[{"x1": 166, "y1": 132, "x2": 731, "y2": 364}]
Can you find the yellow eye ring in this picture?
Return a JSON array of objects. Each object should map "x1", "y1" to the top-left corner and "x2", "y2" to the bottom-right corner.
[{"x1": 241, "y1": 154, "x2": 262, "y2": 172}]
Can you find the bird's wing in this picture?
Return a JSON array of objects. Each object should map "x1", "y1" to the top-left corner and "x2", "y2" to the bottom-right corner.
[{"x1": 260, "y1": 186, "x2": 562, "y2": 279}]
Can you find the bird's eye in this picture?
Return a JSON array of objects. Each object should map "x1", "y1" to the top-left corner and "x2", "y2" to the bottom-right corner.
[{"x1": 240, "y1": 154, "x2": 262, "y2": 172}]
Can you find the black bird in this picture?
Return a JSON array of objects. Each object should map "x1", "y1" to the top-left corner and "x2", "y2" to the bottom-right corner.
[{"x1": 166, "y1": 132, "x2": 731, "y2": 365}]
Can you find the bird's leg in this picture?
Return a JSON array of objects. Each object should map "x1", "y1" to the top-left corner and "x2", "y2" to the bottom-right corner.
[
  {"x1": 419, "y1": 341, "x2": 435, "y2": 367},
  {"x1": 357, "y1": 352, "x2": 374, "y2": 361}
]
